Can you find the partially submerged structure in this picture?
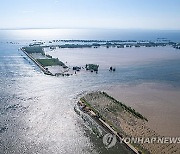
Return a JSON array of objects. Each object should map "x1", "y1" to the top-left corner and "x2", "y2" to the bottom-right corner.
[{"x1": 85, "y1": 64, "x2": 99, "y2": 72}]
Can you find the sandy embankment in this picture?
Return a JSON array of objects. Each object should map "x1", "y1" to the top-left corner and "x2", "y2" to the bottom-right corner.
[
  {"x1": 105, "y1": 82, "x2": 180, "y2": 137},
  {"x1": 83, "y1": 83, "x2": 180, "y2": 154}
]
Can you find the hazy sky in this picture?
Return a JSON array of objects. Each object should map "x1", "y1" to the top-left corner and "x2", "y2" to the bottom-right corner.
[{"x1": 0, "y1": 0, "x2": 180, "y2": 30}]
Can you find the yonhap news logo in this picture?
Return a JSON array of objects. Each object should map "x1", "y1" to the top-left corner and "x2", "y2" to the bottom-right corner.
[{"x1": 102, "y1": 133, "x2": 180, "y2": 148}]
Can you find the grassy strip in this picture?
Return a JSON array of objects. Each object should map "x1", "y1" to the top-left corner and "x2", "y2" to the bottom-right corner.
[
  {"x1": 37, "y1": 58, "x2": 65, "y2": 67},
  {"x1": 22, "y1": 46, "x2": 44, "y2": 54},
  {"x1": 102, "y1": 92, "x2": 148, "y2": 121}
]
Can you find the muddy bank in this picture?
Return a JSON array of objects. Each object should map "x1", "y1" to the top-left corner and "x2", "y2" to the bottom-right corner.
[{"x1": 81, "y1": 91, "x2": 180, "y2": 154}]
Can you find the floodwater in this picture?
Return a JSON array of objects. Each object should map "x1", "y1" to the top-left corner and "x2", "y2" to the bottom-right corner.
[{"x1": 0, "y1": 29, "x2": 180, "y2": 154}]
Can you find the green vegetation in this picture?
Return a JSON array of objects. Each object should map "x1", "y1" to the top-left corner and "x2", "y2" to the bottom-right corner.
[
  {"x1": 22, "y1": 46, "x2": 44, "y2": 54},
  {"x1": 106, "y1": 103, "x2": 123, "y2": 114},
  {"x1": 59, "y1": 44, "x2": 92, "y2": 48},
  {"x1": 85, "y1": 64, "x2": 99, "y2": 71},
  {"x1": 37, "y1": 58, "x2": 66, "y2": 67},
  {"x1": 92, "y1": 43, "x2": 101, "y2": 47},
  {"x1": 102, "y1": 92, "x2": 148, "y2": 121},
  {"x1": 49, "y1": 39, "x2": 179, "y2": 49}
]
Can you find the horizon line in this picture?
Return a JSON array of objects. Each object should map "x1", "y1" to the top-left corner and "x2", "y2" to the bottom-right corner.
[{"x1": 0, "y1": 27, "x2": 180, "y2": 31}]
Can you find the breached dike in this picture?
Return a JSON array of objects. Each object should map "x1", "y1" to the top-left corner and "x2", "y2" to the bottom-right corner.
[
  {"x1": 21, "y1": 46, "x2": 69, "y2": 76},
  {"x1": 77, "y1": 91, "x2": 180, "y2": 154},
  {"x1": 77, "y1": 95, "x2": 140, "y2": 154},
  {"x1": 21, "y1": 48, "x2": 53, "y2": 76}
]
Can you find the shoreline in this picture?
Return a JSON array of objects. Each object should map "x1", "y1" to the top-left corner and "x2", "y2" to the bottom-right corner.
[
  {"x1": 30, "y1": 39, "x2": 180, "y2": 49},
  {"x1": 78, "y1": 91, "x2": 180, "y2": 154},
  {"x1": 77, "y1": 98, "x2": 140, "y2": 154}
]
